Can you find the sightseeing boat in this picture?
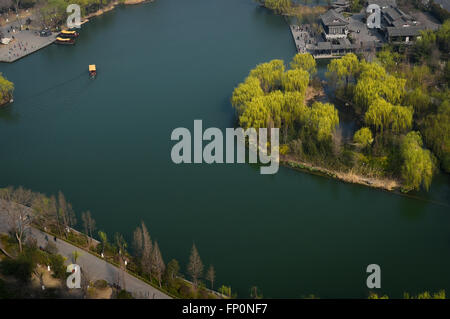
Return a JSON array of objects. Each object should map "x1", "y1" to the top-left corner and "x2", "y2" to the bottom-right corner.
[
  {"x1": 55, "y1": 37, "x2": 75, "y2": 45},
  {"x1": 59, "y1": 30, "x2": 79, "y2": 38},
  {"x1": 89, "y1": 65, "x2": 97, "y2": 78}
]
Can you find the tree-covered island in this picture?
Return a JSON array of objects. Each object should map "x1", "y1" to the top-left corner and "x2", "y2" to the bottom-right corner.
[{"x1": 231, "y1": 19, "x2": 449, "y2": 193}]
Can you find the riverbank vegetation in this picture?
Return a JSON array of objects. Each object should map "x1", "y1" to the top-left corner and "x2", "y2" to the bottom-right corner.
[
  {"x1": 369, "y1": 290, "x2": 446, "y2": 299},
  {"x1": 256, "y1": 0, "x2": 327, "y2": 24},
  {"x1": 0, "y1": 186, "x2": 234, "y2": 298},
  {"x1": 328, "y1": 21, "x2": 449, "y2": 190},
  {"x1": 232, "y1": 22, "x2": 449, "y2": 192},
  {"x1": 0, "y1": 73, "x2": 14, "y2": 106},
  {"x1": 0, "y1": 0, "x2": 149, "y2": 30}
]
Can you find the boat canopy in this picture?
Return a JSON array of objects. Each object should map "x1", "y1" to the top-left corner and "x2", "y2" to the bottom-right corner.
[
  {"x1": 56, "y1": 37, "x2": 72, "y2": 41},
  {"x1": 89, "y1": 65, "x2": 96, "y2": 72},
  {"x1": 61, "y1": 30, "x2": 77, "y2": 34}
]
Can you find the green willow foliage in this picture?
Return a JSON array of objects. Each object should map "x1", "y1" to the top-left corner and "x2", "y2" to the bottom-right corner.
[
  {"x1": 290, "y1": 53, "x2": 317, "y2": 76},
  {"x1": 400, "y1": 132, "x2": 434, "y2": 191},
  {"x1": 353, "y1": 127, "x2": 373, "y2": 148},
  {"x1": 364, "y1": 98, "x2": 413, "y2": 134},
  {"x1": 0, "y1": 73, "x2": 14, "y2": 105},
  {"x1": 39, "y1": 0, "x2": 118, "y2": 27},
  {"x1": 354, "y1": 65, "x2": 406, "y2": 113},
  {"x1": 232, "y1": 54, "x2": 339, "y2": 147},
  {"x1": 259, "y1": 0, "x2": 292, "y2": 15},
  {"x1": 422, "y1": 100, "x2": 450, "y2": 173},
  {"x1": 306, "y1": 102, "x2": 339, "y2": 142}
]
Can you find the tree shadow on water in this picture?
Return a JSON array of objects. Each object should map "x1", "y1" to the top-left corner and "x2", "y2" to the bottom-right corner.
[{"x1": 0, "y1": 105, "x2": 20, "y2": 124}]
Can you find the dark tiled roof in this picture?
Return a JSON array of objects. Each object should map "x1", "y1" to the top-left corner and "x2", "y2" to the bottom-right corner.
[
  {"x1": 320, "y1": 10, "x2": 348, "y2": 27},
  {"x1": 367, "y1": 0, "x2": 397, "y2": 8},
  {"x1": 386, "y1": 26, "x2": 424, "y2": 37}
]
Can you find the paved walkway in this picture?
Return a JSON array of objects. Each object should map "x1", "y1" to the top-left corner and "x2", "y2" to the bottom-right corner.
[
  {"x1": 0, "y1": 203, "x2": 171, "y2": 299},
  {"x1": 0, "y1": 20, "x2": 56, "y2": 62}
]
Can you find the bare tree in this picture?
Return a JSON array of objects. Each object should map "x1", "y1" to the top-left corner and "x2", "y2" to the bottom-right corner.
[
  {"x1": 132, "y1": 225, "x2": 143, "y2": 259},
  {"x1": 81, "y1": 211, "x2": 96, "y2": 247},
  {"x1": 206, "y1": 265, "x2": 215, "y2": 290},
  {"x1": 141, "y1": 222, "x2": 152, "y2": 276},
  {"x1": 151, "y1": 241, "x2": 165, "y2": 288},
  {"x1": 31, "y1": 193, "x2": 57, "y2": 230},
  {"x1": 132, "y1": 221, "x2": 153, "y2": 277},
  {"x1": 49, "y1": 195, "x2": 62, "y2": 235},
  {"x1": 1, "y1": 200, "x2": 32, "y2": 253},
  {"x1": 57, "y1": 191, "x2": 76, "y2": 237},
  {"x1": 12, "y1": 186, "x2": 34, "y2": 206},
  {"x1": 187, "y1": 243, "x2": 203, "y2": 288}
]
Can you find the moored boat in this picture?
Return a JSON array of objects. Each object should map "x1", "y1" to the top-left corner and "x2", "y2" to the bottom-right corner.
[
  {"x1": 59, "y1": 30, "x2": 79, "y2": 38},
  {"x1": 55, "y1": 37, "x2": 75, "y2": 45}
]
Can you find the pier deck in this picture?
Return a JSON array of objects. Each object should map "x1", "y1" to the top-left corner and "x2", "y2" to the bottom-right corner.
[{"x1": 0, "y1": 28, "x2": 56, "y2": 63}]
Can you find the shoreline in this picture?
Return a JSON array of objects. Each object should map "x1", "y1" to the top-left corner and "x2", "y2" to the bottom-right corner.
[
  {"x1": 0, "y1": 0, "x2": 151, "y2": 63},
  {"x1": 281, "y1": 155, "x2": 400, "y2": 192}
]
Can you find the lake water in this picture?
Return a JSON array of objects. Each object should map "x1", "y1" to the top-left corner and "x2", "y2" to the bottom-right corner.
[{"x1": 1, "y1": 0, "x2": 449, "y2": 298}]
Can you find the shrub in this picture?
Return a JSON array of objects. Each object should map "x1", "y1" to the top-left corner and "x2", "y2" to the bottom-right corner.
[
  {"x1": 0, "y1": 255, "x2": 34, "y2": 283},
  {"x1": 117, "y1": 289, "x2": 133, "y2": 299},
  {"x1": 49, "y1": 254, "x2": 67, "y2": 279},
  {"x1": 94, "y1": 279, "x2": 108, "y2": 289}
]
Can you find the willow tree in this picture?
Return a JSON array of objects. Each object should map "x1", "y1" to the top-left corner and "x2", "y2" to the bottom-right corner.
[
  {"x1": 404, "y1": 87, "x2": 431, "y2": 114},
  {"x1": 239, "y1": 96, "x2": 270, "y2": 129},
  {"x1": 0, "y1": 73, "x2": 14, "y2": 105},
  {"x1": 282, "y1": 68, "x2": 309, "y2": 97},
  {"x1": 376, "y1": 49, "x2": 402, "y2": 71},
  {"x1": 389, "y1": 105, "x2": 413, "y2": 134},
  {"x1": 249, "y1": 59, "x2": 285, "y2": 93},
  {"x1": 231, "y1": 76, "x2": 264, "y2": 115},
  {"x1": 353, "y1": 127, "x2": 373, "y2": 149},
  {"x1": 263, "y1": 0, "x2": 292, "y2": 14},
  {"x1": 326, "y1": 53, "x2": 360, "y2": 88},
  {"x1": 422, "y1": 100, "x2": 450, "y2": 173},
  {"x1": 365, "y1": 98, "x2": 412, "y2": 134},
  {"x1": 282, "y1": 91, "x2": 309, "y2": 142},
  {"x1": 263, "y1": 90, "x2": 285, "y2": 129},
  {"x1": 306, "y1": 102, "x2": 339, "y2": 142},
  {"x1": 400, "y1": 131, "x2": 434, "y2": 191},
  {"x1": 354, "y1": 74, "x2": 406, "y2": 113},
  {"x1": 284, "y1": 91, "x2": 309, "y2": 123},
  {"x1": 290, "y1": 53, "x2": 317, "y2": 76}
]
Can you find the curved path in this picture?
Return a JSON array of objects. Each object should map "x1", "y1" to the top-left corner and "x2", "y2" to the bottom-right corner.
[{"x1": 0, "y1": 205, "x2": 171, "y2": 299}]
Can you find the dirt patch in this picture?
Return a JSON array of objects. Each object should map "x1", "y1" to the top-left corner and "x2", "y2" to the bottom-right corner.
[
  {"x1": 305, "y1": 85, "x2": 326, "y2": 105},
  {"x1": 89, "y1": 287, "x2": 113, "y2": 299},
  {"x1": 32, "y1": 265, "x2": 62, "y2": 289}
]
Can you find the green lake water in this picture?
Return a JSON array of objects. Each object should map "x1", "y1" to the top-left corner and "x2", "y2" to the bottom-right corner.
[{"x1": 1, "y1": 0, "x2": 449, "y2": 298}]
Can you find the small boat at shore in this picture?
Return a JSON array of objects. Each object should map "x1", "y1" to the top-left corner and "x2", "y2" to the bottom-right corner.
[
  {"x1": 55, "y1": 37, "x2": 75, "y2": 45},
  {"x1": 89, "y1": 64, "x2": 97, "y2": 78},
  {"x1": 59, "y1": 30, "x2": 79, "y2": 38}
]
